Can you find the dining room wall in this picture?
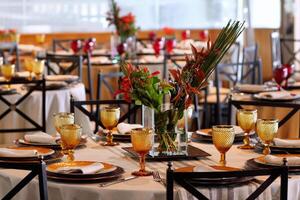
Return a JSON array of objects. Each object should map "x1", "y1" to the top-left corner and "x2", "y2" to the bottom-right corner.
[{"x1": 18, "y1": 28, "x2": 274, "y2": 82}]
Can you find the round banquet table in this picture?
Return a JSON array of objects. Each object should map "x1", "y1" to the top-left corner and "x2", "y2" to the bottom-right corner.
[
  {"x1": 0, "y1": 139, "x2": 297, "y2": 200},
  {"x1": 0, "y1": 83, "x2": 86, "y2": 143}
]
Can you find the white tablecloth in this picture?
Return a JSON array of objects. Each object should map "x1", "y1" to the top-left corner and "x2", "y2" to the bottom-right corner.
[
  {"x1": 0, "y1": 139, "x2": 297, "y2": 200},
  {"x1": 0, "y1": 83, "x2": 86, "y2": 143}
]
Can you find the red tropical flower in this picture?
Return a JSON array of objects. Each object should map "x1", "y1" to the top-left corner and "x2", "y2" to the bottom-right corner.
[
  {"x1": 121, "y1": 13, "x2": 135, "y2": 24},
  {"x1": 163, "y1": 27, "x2": 175, "y2": 36}
]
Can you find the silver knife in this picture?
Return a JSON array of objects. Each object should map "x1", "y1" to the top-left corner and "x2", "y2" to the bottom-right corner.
[{"x1": 99, "y1": 176, "x2": 138, "y2": 187}]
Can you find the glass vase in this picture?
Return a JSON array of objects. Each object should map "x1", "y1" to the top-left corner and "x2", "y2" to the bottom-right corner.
[{"x1": 142, "y1": 104, "x2": 188, "y2": 156}]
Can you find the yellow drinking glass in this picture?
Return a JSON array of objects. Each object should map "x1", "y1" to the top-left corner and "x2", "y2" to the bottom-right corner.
[
  {"x1": 237, "y1": 109, "x2": 257, "y2": 149},
  {"x1": 131, "y1": 128, "x2": 154, "y2": 176},
  {"x1": 32, "y1": 60, "x2": 45, "y2": 78},
  {"x1": 53, "y1": 112, "x2": 75, "y2": 154},
  {"x1": 36, "y1": 34, "x2": 46, "y2": 46},
  {"x1": 100, "y1": 106, "x2": 120, "y2": 146},
  {"x1": 53, "y1": 112, "x2": 75, "y2": 133},
  {"x1": 212, "y1": 125, "x2": 235, "y2": 166},
  {"x1": 257, "y1": 119, "x2": 279, "y2": 155},
  {"x1": 60, "y1": 124, "x2": 82, "y2": 162},
  {"x1": 24, "y1": 58, "x2": 35, "y2": 80},
  {"x1": 1, "y1": 64, "x2": 15, "y2": 88}
]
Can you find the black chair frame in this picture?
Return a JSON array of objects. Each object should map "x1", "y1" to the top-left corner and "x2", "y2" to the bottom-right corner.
[
  {"x1": 52, "y1": 38, "x2": 85, "y2": 53},
  {"x1": 0, "y1": 78, "x2": 46, "y2": 132},
  {"x1": 166, "y1": 161, "x2": 288, "y2": 200},
  {"x1": 0, "y1": 158, "x2": 48, "y2": 200}
]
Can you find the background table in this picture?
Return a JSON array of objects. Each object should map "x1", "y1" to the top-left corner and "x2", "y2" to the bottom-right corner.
[
  {"x1": 0, "y1": 139, "x2": 296, "y2": 200},
  {"x1": 0, "y1": 83, "x2": 86, "y2": 143}
]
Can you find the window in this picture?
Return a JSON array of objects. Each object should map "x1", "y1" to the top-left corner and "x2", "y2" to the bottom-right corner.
[{"x1": 0, "y1": 0, "x2": 279, "y2": 33}]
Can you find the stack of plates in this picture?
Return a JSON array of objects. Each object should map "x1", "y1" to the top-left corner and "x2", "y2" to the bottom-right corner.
[
  {"x1": 16, "y1": 136, "x2": 87, "y2": 150},
  {"x1": 46, "y1": 161, "x2": 124, "y2": 183},
  {"x1": 0, "y1": 146, "x2": 62, "y2": 163}
]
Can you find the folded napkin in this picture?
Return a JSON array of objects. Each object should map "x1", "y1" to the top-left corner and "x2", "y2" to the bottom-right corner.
[
  {"x1": 260, "y1": 91, "x2": 292, "y2": 99},
  {"x1": 55, "y1": 163, "x2": 104, "y2": 174},
  {"x1": 273, "y1": 138, "x2": 300, "y2": 148},
  {"x1": 264, "y1": 155, "x2": 300, "y2": 166},
  {"x1": 24, "y1": 132, "x2": 57, "y2": 144},
  {"x1": 235, "y1": 84, "x2": 267, "y2": 92},
  {"x1": 117, "y1": 122, "x2": 143, "y2": 135},
  {"x1": 0, "y1": 148, "x2": 37, "y2": 157}
]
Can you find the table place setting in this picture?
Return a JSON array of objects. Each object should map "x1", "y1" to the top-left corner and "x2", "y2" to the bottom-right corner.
[
  {"x1": 0, "y1": 146, "x2": 63, "y2": 163},
  {"x1": 192, "y1": 125, "x2": 253, "y2": 143},
  {"x1": 234, "y1": 83, "x2": 278, "y2": 94},
  {"x1": 253, "y1": 90, "x2": 300, "y2": 101}
]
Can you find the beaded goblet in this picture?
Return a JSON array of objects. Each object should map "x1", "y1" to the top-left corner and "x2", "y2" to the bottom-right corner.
[
  {"x1": 212, "y1": 125, "x2": 235, "y2": 166},
  {"x1": 237, "y1": 109, "x2": 257, "y2": 149},
  {"x1": 257, "y1": 119, "x2": 278, "y2": 155}
]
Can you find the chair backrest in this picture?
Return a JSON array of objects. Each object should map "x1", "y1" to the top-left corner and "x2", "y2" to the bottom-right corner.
[
  {"x1": 45, "y1": 53, "x2": 83, "y2": 81},
  {"x1": 0, "y1": 42, "x2": 20, "y2": 71},
  {"x1": 0, "y1": 78, "x2": 46, "y2": 132},
  {"x1": 97, "y1": 71, "x2": 124, "y2": 100},
  {"x1": 0, "y1": 158, "x2": 48, "y2": 200},
  {"x1": 280, "y1": 38, "x2": 300, "y2": 66},
  {"x1": 52, "y1": 38, "x2": 84, "y2": 53},
  {"x1": 166, "y1": 161, "x2": 288, "y2": 200},
  {"x1": 70, "y1": 98, "x2": 141, "y2": 133},
  {"x1": 271, "y1": 31, "x2": 282, "y2": 69}
]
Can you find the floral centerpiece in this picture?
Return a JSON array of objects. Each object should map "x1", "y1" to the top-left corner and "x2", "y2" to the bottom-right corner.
[
  {"x1": 106, "y1": 0, "x2": 138, "y2": 56},
  {"x1": 116, "y1": 21, "x2": 244, "y2": 153}
]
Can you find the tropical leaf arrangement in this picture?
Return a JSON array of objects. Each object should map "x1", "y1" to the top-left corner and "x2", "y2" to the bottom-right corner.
[
  {"x1": 117, "y1": 20, "x2": 244, "y2": 113},
  {"x1": 106, "y1": 0, "x2": 138, "y2": 42},
  {"x1": 115, "y1": 20, "x2": 244, "y2": 152}
]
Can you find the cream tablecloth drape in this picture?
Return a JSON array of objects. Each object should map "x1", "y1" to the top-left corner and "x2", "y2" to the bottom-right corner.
[
  {"x1": 0, "y1": 139, "x2": 297, "y2": 200},
  {"x1": 0, "y1": 83, "x2": 86, "y2": 143}
]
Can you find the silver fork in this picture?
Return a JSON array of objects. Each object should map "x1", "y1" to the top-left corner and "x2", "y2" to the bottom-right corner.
[{"x1": 152, "y1": 171, "x2": 166, "y2": 187}]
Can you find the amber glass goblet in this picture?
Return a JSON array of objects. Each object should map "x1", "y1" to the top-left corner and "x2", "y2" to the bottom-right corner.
[
  {"x1": 24, "y1": 58, "x2": 34, "y2": 80},
  {"x1": 237, "y1": 109, "x2": 257, "y2": 149},
  {"x1": 131, "y1": 128, "x2": 154, "y2": 176},
  {"x1": 36, "y1": 34, "x2": 46, "y2": 46},
  {"x1": 53, "y1": 112, "x2": 75, "y2": 154},
  {"x1": 32, "y1": 60, "x2": 45, "y2": 79},
  {"x1": 212, "y1": 125, "x2": 235, "y2": 166},
  {"x1": 257, "y1": 119, "x2": 278, "y2": 155},
  {"x1": 100, "y1": 106, "x2": 120, "y2": 146},
  {"x1": 1, "y1": 64, "x2": 15, "y2": 89},
  {"x1": 60, "y1": 124, "x2": 82, "y2": 162}
]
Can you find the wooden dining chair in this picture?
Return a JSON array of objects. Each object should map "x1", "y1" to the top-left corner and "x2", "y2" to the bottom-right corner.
[
  {"x1": 0, "y1": 78, "x2": 46, "y2": 133},
  {"x1": 70, "y1": 98, "x2": 141, "y2": 133},
  {"x1": 0, "y1": 158, "x2": 48, "y2": 200},
  {"x1": 280, "y1": 37, "x2": 300, "y2": 67},
  {"x1": 0, "y1": 42, "x2": 20, "y2": 71},
  {"x1": 96, "y1": 71, "x2": 124, "y2": 100},
  {"x1": 166, "y1": 161, "x2": 288, "y2": 200},
  {"x1": 45, "y1": 53, "x2": 83, "y2": 81}
]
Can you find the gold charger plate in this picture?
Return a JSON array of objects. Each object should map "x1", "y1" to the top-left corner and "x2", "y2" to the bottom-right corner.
[{"x1": 47, "y1": 161, "x2": 124, "y2": 183}]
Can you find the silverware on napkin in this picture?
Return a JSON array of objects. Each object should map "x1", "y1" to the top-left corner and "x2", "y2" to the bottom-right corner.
[{"x1": 99, "y1": 176, "x2": 138, "y2": 187}]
